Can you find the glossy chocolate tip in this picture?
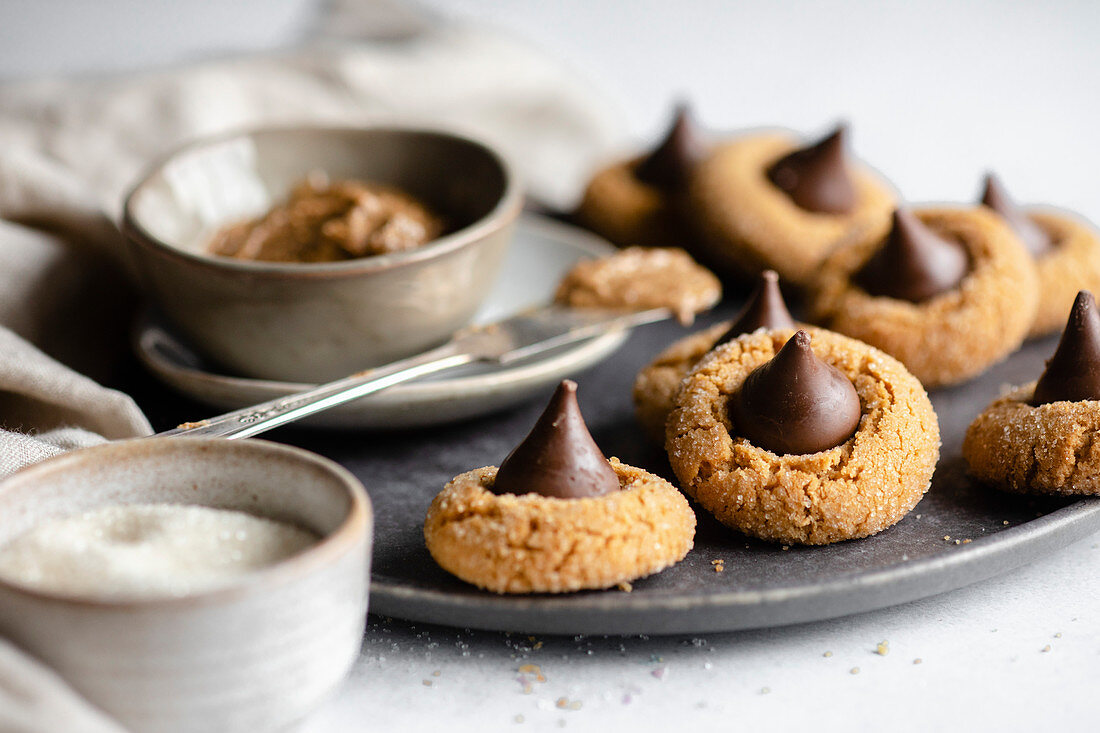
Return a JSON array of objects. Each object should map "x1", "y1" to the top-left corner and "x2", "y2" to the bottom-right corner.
[
  {"x1": 729, "y1": 330, "x2": 862, "y2": 455},
  {"x1": 717, "y1": 269, "x2": 796, "y2": 344},
  {"x1": 766, "y1": 124, "x2": 857, "y2": 214},
  {"x1": 1032, "y1": 291, "x2": 1100, "y2": 405},
  {"x1": 633, "y1": 102, "x2": 707, "y2": 191},
  {"x1": 855, "y1": 208, "x2": 970, "y2": 302},
  {"x1": 980, "y1": 172, "x2": 1054, "y2": 258},
  {"x1": 491, "y1": 380, "x2": 620, "y2": 499}
]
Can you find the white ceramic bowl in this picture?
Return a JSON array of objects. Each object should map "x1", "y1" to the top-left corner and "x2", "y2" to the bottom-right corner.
[
  {"x1": 0, "y1": 438, "x2": 371, "y2": 733},
  {"x1": 122, "y1": 125, "x2": 522, "y2": 382}
]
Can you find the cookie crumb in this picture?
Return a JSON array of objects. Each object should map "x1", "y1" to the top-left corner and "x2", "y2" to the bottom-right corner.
[
  {"x1": 943, "y1": 535, "x2": 951, "y2": 541},
  {"x1": 876, "y1": 641, "x2": 889, "y2": 656},
  {"x1": 823, "y1": 651, "x2": 833, "y2": 658},
  {"x1": 850, "y1": 667, "x2": 860, "y2": 675},
  {"x1": 618, "y1": 581, "x2": 633, "y2": 592},
  {"x1": 781, "y1": 545, "x2": 790, "y2": 551},
  {"x1": 432, "y1": 670, "x2": 441, "y2": 677},
  {"x1": 1054, "y1": 633, "x2": 1063, "y2": 638},
  {"x1": 1041, "y1": 645, "x2": 1051, "y2": 653},
  {"x1": 422, "y1": 680, "x2": 433, "y2": 687},
  {"x1": 913, "y1": 658, "x2": 922, "y2": 665},
  {"x1": 1003, "y1": 520, "x2": 1010, "y2": 525},
  {"x1": 962, "y1": 539, "x2": 972, "y2": 544}
]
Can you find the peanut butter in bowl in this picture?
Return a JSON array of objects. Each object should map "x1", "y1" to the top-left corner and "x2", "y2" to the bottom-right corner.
[{"x1": 207, "y1": 173, "x2": 445, "y2": 263}]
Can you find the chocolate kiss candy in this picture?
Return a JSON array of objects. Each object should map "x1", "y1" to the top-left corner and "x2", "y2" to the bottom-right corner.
[
  {"x1": 729, "y1": 330, "x2": 861, "y2": 455},
  {"x1": 633, "y1": 102, "x2": 707, "y2": 191},
  {"x1": 766, "y1": 125, "x2": 857, "y2": 214},
  {"x1": 1032, "y1": 291, "x2": 1100, "y2": 405},
  {"x1": 855, "y1": 208, "x2": 970, "y2": 302},
  {"x1": 492, "y1": 380, "x2": 620, "y2": 498},
  {"x1": 716, "y1": 270, "x2": 795, "y2": 343},
  {"x1": 980, "y1": 173, "x2": 1054, "y2": 258}
]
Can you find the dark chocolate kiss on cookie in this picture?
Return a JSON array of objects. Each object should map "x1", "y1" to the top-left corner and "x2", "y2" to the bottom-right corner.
[
  {"x1": 854, "y1": 208, "x2": 970, "y2": 302},
  {"x1": 717, "y1": 270, "x2": 795, "y2": 344},
  {"x1": 766, "y1": 125, "x2": 857, "y2": 215},
  {"x1": 980, "y1": 173, "x2": 1054, "y2": 258},
  {"x1": 729, "y1": 330, "x2": 862, "y2": 455},
  {"x1": 633, "y1": 103, "x2": 707, "y2": 191},
  {"x1": 1032, "y1": 291, "x2": 1100, "y2": 405},
  {"x1": 492, "y1": 380, "x2": 620, "y2": 498}
]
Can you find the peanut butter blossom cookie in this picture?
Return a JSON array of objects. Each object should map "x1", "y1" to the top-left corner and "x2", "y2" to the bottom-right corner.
[
  {"x1": 575, "y1": 104, "x2": 707, "y2": 247},
  {"x1": 688, "y1": 125, "x2": 895, "y2": 285},
  {"x1": 554, "y1": 246, "x2": 721, "y2": 324},
  {"x1": 979, "y1": 173, "x2": 1100, "y2": 338},
  {"x1": 963, "y1": 291, "x2": 1100, "y2": 496},
  {"x1": 810, "y1": 206, "x2": 1038, "y2": 388},
  {"x1": 632, "y1": 270, "x2": 796, "y2": 443},
  {"x1": 666, "y1": 328, "x2": 939, "y2": 544},
  {"x1": 424, "y1": 380, "x2": 695, "y2": 593}
]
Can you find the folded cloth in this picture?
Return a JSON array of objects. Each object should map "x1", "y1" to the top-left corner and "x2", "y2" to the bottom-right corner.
[{"x1": 0, "y1": 15, "x2": 625, "y2": 482}]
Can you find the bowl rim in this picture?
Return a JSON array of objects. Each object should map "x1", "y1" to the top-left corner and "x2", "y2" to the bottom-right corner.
[
  {"x1": 120, "y1": 123, "x2": 524, "y2": 278},
  {"x1": 0, "y1": 437, "x2": 372, "y2": 609}
]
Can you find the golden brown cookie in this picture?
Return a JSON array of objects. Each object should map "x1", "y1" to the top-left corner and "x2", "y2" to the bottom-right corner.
[
  {"x1": 424, "y1": 459, "x2": 696, "y2": 593},
  {"x1": 666, "y1": 328, "x2": 939, "y2": 545},
  {"x1": 633, "y1": 321, "x2": 732, "y2": 444},
  {"x1": 633, "y1": 269, "x2": 798, "y2": 443},
  {"x1": 575, "y1": 105, "x2": 706, "y2": 249},
  {"x1": 810, "y1": 207, "x2": 1038, "y2": 388},
  {"x1": 1026, "y1": 211, "x2": 1100, "y2": 338},
  {"x1": 554, "y1": 246, "x2": 721, "y2": 323},
  {"x1": 688, "y1": 132, "x2": 895, "y2": 285},
  {"x1": 962, "y1": 383, "x2": 1100, "y2": 496},
  {"x1": 575, "y1": 157, "x2": 685, "y2": 247}
]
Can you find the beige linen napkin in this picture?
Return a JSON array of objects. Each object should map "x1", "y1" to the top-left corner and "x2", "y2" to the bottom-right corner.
[{"x1": 0, "y1": 5, "x2": 624, "y2": 729}]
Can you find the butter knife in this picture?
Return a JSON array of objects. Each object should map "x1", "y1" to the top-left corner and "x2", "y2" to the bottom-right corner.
[{"x1": 156, "y1": 306, "x2": 671, "y2": 439}]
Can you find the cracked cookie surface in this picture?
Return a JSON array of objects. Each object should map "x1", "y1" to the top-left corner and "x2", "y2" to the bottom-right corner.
[
  {"x1": 666, "y1": 328, "x2": 939, "y2": 544},
  {"x1": 810, "y1": 207, "x2": 1038, "y2": 388},
  {"x1": 688, "y1": 134, "x2": 895, "y2": 285},
  {"x1": 963, "y1": 383, "x2": 1100, "y2": 495},
  {"x1": 424, "y1": 459, "x2": 695, "y2": 593}
]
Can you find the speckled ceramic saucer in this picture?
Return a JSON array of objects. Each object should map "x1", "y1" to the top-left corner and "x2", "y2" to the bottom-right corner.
[{"x1": 133, "y1": 216, "x2": 628, "y2": 429}]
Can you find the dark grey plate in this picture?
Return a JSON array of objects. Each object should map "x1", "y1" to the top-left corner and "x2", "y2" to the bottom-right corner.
[{"x1": 286, "y1": 296, "x2": 1100, "y2": 636}]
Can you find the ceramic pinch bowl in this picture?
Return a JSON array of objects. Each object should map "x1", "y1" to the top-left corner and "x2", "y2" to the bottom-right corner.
[
  {"x1": 0, "y1": 438, "x2": 372, "y2": 733},
  {"x1": 122, "y1": 125, "x2": 523, "y2": 383}
]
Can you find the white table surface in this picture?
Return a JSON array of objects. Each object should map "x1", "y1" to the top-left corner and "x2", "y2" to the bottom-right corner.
[{"x1": 4, "y1": 1, "x2": 1098, "y2": 730}]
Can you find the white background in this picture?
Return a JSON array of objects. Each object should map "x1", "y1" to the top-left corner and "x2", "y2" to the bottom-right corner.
[{"x1": 2, "y1": 1, "x2": 1098, "y2": 731}]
